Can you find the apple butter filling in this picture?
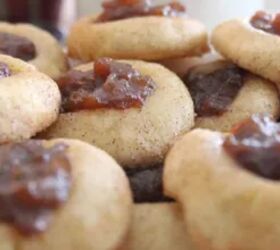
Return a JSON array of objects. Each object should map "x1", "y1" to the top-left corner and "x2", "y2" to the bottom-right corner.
[
  {"x1": 57, "y1": 57, "x2": 156, "y2": 113},
  {"x1": 96, "y1": 0, "x2": 186, "y2": 22},
  {"x1": 0, "y1": 140, "x2": 72, "y2": 235}
]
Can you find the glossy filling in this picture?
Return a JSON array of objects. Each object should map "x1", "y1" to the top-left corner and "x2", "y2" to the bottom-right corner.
[
  {"x1": 184, "y1": 61, "x2": 244, "y2": 117},
  {"x1": 250, "y1": 11, "x2": 280, "y2": 35},
  {"x1": 224, "y1": 115, "x2": 280, "y2": 180},
  {"x1": 57, "y1": 57, "x2": 156, "y2": 113},
  {"x1": 0, "y1": 32, "x2": 36, "y2": 61},
  {"x1": 0, "y1": 62, "x2": 11, "y2": 79},
  {"x1": 96, "y1": 0, "x2": 186, "y2": 22},
  {"x1": 0, "y1": 140, "x2": 72, "y2": 235},
  {"x1": 125, "y1": 165, "x2": 173, "y2": 203}
]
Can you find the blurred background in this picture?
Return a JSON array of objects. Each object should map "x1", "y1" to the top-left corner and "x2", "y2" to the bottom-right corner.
[
  {"x1": 80, "y1": 0, "x2": 277, "y2": 29},
  {"x1": 0, "y1": 0, "x2": 278, "y2": 40}
]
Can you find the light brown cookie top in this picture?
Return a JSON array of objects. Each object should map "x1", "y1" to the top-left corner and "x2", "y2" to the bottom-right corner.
[
  {"x1": 67, "y1": 1, "x2": 208, "y2": 61},
  {"x1": 41, "y1": 59, "x2": 194, "y2": 168},
  {"x1": 164, "y1": 116, "x2": 280, "y2": 250},
  {"x1": 0, "y1": 54, "x2": 60, "y2": 143},
  {"x1": 211, "y1": 12, "x2": 280, "y2": 87},
  {"x1": 123, "y1": 203, "x2": 195, "y2": 250},
  {"x1": 0, "y1": 22, "x2": 68, "y2": 78},
  {"x1": 0, "y1": 138, "x2": 132, "y2": 250},
  {"x1": 183, "y1": 60, "x2": 280, "y2": 132}
]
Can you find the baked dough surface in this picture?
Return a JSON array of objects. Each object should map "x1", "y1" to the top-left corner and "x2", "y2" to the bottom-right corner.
[
  {"x1": 68, "y1": 16, "x2": 208, "y2": 61},
  {"x1": 0, "y1": 55, "x2": 60, "y2": 142},
  {"x1": 123, "y1": 203, "x2": 195, "y2": 250}
]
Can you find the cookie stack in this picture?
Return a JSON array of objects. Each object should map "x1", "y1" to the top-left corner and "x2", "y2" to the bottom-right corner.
[{"x1": 0, "y1": 1, "x2": 279, "y2": 250}]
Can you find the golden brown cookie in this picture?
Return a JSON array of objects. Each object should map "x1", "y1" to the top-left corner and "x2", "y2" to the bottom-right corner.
[
  {"x1": 0, "y1": 22, "x2": 68, "y2": 78},
  {"x1": 41, "y1": 59, "x2": 194, "y2": 168},
  {"x1": 0, "y1": 138, "x2": 132, "y2": 250},
  {"x1": 184, "y1": 60, "x2": 280, "y2": 132},
  {"x1": 0, "y1": 55, "x2": 60, "y2": 143},
  {"x1": 67, "y1": 1, "x2": 208, "y2": 61},
  {"x1": 164, "y1": 117, "x2": 280, "y2": 250},
  {"x1": 123, "y1": 203, "x2": 194, "y2": 250},
  {"x1": 212, "y1": 15, "x2": 280, "y2": 86}
]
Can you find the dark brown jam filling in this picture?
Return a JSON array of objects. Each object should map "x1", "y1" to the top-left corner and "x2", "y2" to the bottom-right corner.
[
  {"x1": 184, "y1": 61, "x2": 244, "y2": 117},
  {"x1": 250, "y1": 11, "x2": 280, "y2": 35},
  {"x1": 57, "y1": 57, "x2": 156, "y2": 113},
  {"x1": 224, "y1": 115, "x2": 280, "y2": 180},
  {"x1": 0, "y1": 62, "x2": 11, "y2": 79},
  {"x1": 0, "y1": 32, "x2": 36, "y2": 61},
  {"x1": 96, "y1": 0, "x2": 186, "y2": 23},
  {"x1": 0, "y1": 140, "x2": 72, "y2": 236},
  {"x1": 125, "y1": 165, "x2": 173, "y2": 203}
]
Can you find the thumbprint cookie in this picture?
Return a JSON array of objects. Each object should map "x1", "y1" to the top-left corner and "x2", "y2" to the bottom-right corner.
[
  {"x1": 0, "y1": 138, "x2": 132, "y2": 250},
  {"x1": 68, "y1": 0, "x2": 208, "y2": 61},
  {"x1": 165, "y1": 115, "x2": 280, "y2": 250},
  {"x1": 41, "y1": 58, "x2": 194, "y2": 168}
]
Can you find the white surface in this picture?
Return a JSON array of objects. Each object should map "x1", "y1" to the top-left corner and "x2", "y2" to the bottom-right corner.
[{"x1": 77, "y1": 0, "x2": 274, "y2": 30}]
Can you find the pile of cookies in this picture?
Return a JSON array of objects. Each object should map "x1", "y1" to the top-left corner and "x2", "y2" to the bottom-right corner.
[{"x1": 0, "y1": 1, "x2": 279, "y2": 250}]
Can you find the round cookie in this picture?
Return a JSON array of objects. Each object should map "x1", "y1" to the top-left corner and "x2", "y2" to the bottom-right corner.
[
  {"x1": 67, "y1": 2, "x2": 208, "y2": 61},
  {"x1": 211, "y1": 16, "x2": 280, "y2": 86},
  {"x1": 41, "y1": 60, "x2": 194, "y2": 168},
  {"x1": 184, "y1": 60, "x2": 280, "y2": 132},
  {"x1": 0, "y1": 54, "x2": 60, "y2": 143},
  {"x1": 0, "y1": 22, "x2": 68, "y2": 78},
  {"x1": 164, "y1": 125, "x2": 280, "y2": 250},
  {"x1": 0, "y1": 138, "x2": 132, "y2": 250},
  {"x1": 123, "y1": 203, "x2": 195, "y2": 250}
]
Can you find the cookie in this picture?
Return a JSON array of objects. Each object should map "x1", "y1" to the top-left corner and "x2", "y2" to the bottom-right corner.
[
  {"x1": 123, "y1": 203, "x2": 194, "y2": 250},
  {"x1": 212, "y1": 11, "x2": 280, "y2": 86},
  {"x1": 0, "y1": 22, "x2": 68, "y2": 78},
  {"x1": 0, "y1": 138, "x2": 132, "y2": 250},
  {"x1": 41, "y1": 59, "x2": 194, "y2": 168},
  {"x1": 67, "y1": 1, "x2": 208, "y2": 61},
  {"x1": 0, "y1": 55, "x2": 60, "y2": 143},
  {"x1": 183, "y1": 60, "x2": 280, "y2": 132},
  {"x1": 164, "y1": 116, "x2": 280, "y2": 250},
  {"x1": 123, "y1": 164, "x2": 194, "y2": 250}
]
